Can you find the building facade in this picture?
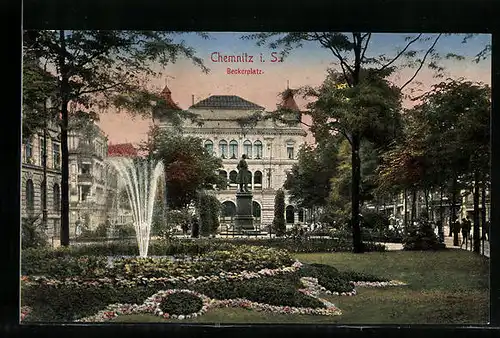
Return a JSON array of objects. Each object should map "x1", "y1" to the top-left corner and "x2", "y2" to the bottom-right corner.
[
  {"x1": 155, "y1": 85, "x2": 308, "y2": 230},
  {"x1": 21, "y1": 119, "x2": 128, "y2": 243},
  {"x1": 21, "y1": 120, "x2": 62, "y2": 243}
]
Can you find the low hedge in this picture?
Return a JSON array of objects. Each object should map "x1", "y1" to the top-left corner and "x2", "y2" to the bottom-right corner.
[
  {"x1": 21, "y1": 283, "x2": 176, "y2": 322},
  {"x1": 22, "y1": 239, "x2": 386, "y2": 272},
  {"x1": 191, "y1": 274, "x2": 325, "y2": 309}
]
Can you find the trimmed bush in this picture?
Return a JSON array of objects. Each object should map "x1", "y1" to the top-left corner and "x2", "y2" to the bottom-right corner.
[
  {"x1": 159, "y1": 291, "x2": 203, "y2": 315},
  {"x1": 273, "y1": 189, "x2": 286, "y2": 236},
  {"x1": 403, "y1": 219, "x2": 446, "y2": 251},
  {"x1": 22, "y1": 216, "x2": 48, "y2": 250}
]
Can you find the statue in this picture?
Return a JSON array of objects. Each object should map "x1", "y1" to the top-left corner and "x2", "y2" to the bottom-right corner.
[{"x1": 236, "y1": 154, "x2": 250, "y2": 192}]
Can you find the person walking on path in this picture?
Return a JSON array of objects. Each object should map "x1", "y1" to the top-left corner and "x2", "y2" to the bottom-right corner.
[{"x1": 483, "y1": 220, "x2": 490, "y2": 241}]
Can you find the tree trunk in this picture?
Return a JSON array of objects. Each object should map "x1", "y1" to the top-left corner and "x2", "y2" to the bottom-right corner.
[
  {"x1": 351, "y1": 133, "x2": 363, "y2": 253},
  {"x1": 403, "y1": 189, "x2": 408, "y2": 230},
  {"x1": 481, "y1": 182, "x2": 486, "y2": 255},
  {"x1": 424, "y1": 189, "x2": 429, "y2": 218},
  {"x1": 438, "y1": 187, "x2": 444, "y2": 242},
  {"x1": 451, "y1": 177, "x2": 459, "y2": 246},
  {"x1": 59, "y1": 30, "x2": 70, "y2": 246},
  {"x1": 473, "y1": 171, "x2": 480, "y2": 253},
  {"x1": 411, "y1": 188, "x2": 417, "y2": 226}
]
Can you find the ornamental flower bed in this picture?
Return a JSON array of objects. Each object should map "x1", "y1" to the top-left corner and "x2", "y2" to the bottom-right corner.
[{"x1": 22, "y1": 260, "x2": 304, "y2": 289}]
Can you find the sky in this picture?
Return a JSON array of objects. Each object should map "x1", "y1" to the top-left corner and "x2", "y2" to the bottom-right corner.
[{"x1": 96, "y1": 32, "x2": 491, "y2": 145}]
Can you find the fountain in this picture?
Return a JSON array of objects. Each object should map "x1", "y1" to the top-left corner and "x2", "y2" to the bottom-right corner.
[{"x1": 106, "y1": 157, "x2": 164, "y2": 257}]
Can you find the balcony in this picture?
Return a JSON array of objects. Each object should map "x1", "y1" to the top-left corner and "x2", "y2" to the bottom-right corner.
[{"x1": 78, "y1": 173, "x2": 93, "y2": 185}]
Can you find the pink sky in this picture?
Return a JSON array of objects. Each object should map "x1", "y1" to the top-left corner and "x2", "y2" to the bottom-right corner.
[{"x1": 98, "y1": 37, "x2": 491, "y2": 145}]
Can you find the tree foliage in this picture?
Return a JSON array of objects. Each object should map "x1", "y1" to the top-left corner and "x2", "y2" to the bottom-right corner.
[
  {"x1": 148, "y1": 127, "x2": 226, "y2": 209},
  {"x1": 23, "y1": 30, "x2": 210, "y2": 246},
  {"x1": 284, "y1": 140, "x2": 338, "y2": 210}
]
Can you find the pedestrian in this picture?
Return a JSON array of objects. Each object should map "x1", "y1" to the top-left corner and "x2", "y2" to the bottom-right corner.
[
  {"x1": 460, "y1": 217, "x2": 471, "y2": 249},
  {"x1": 484, "y1": 220, "x2": 490, "y2": 241},
  {"x1": 191, "y1": 217, "x2": 200, "y2": 238}
]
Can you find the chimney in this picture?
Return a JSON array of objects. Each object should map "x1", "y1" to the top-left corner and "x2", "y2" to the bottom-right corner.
[{"x1": 192, "y1": 95, "x2": 195, "y2": 106}]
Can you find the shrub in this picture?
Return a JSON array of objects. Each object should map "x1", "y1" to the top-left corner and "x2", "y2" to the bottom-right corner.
[
  {"x1": 21, "y1": 253, "x2": 108, "y2": 278},
  {"x1": 403, "y1": 218, "x2": 446, "y2": 251},
  {"x1": 116, "y1": 223, "x2": 136, "y2": 239},
  {"x1": 196, "y1": 192, "x2": 221, "y2": 236},
  {"x1": 361, "y1": 211, "x2": 390, "y2": 231},
  {"x1": 273, "y1": 189, "x2": 286, "y2": 236},
  {"x1": 159, "y1": 292, "x2": 203, "y2": 315},
  {"x1": 22, "y1": 216, "x2": 48, "y2": 250}
]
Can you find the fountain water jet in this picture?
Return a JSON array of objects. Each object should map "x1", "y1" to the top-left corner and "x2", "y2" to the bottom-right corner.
[{"x1": 106, "y1": 157, "x2": 164, "y2": 257}]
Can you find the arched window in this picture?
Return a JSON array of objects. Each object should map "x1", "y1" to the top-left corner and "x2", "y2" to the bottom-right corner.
[
  {"x1": 229, "y1": 140, "x2": 238, "y2": 159},
  {"x1": 286, "y1": 205, "x2": 295, "y2": 224},
  {"x1": 243, "y1": 140, "x2": 252, "y2": 159},
  {"x1": 254, "y1": 170, "x2": 263, "y2": 188},
  {"x1": 204, "y1": 140, "x2": 214, "y2": 154},
  {"x1": 252, "y1": 201, "x2": 261, "y2": 220},
  {"x1": 53, "y1": 184, "x2": 60, "y2": 212},
  {"x1": 286, "y1": 141, "x2": 295, "y2": 159},
  {"x1": 219, "y1": 170, "x2": 227, "y2": 179},
  {"x1": 229, "y1": 170, "x2": 238, "y2": 184},
  {"x1": 254, "y1": 140, "x2": 263, "y2": 159},
  {"x1": 221, "y1": 201, "x2": 236, "y2": 220},
  {"x1": 24, "y1": 138, "x2": 33, "y2": 163},
  {"x1": 298, "y1": 209, "x2": 304, "y2": 222},
  {"x1": 26, "y1": 179, "x2": 34, "y2": 215},
  {"x1": 219, "y1": 140, "x2": 228, "y2": 159},
  {"x1": 40, "y1": 181, "x2": 46, "y2": 211}
]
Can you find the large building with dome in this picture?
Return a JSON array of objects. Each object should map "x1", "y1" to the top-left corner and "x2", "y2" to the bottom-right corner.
[{"x1": 153, "y1": 85, "x2": 309, "y2": 229}]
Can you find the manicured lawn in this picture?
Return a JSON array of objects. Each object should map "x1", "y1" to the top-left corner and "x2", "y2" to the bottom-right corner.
[{"x1": 110, "y1": 249, "x2": 489, "y2": 324}]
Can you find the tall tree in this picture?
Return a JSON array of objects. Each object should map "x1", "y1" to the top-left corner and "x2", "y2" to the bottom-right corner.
[
  {"x1": 147, "y1": 128, "x2": 226, "y2": 210},
  {"x1": 243, "y1": 32, "x2": 470, "y2": 253},
  {"x1": 417, "y1": 79, "x2": 491, "y2": 253},
  {"x1": 284, "y1": 141, "x2": 338, "y2": 211},
  {"x1": 23, "y1": 30, "x2": 209, "y2": 246}
]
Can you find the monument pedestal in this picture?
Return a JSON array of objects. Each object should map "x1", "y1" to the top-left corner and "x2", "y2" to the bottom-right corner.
[{"x1": 234, "y1": 191, "x2": 254, "y2": 231}]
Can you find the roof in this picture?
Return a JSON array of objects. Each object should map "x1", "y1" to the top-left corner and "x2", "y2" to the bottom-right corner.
[
  {"x1": 190, "y1": 95, "x2": 265, "y2": 110},
  {"x1": 107, "y1": 143, "x2": 138, "y2": 157},
  {"x1": 160, "y1": 85, "x2": 182, "y2": 111},
  {"x1": 278, "y1": 88, "x2": 300, "y2": 111}
]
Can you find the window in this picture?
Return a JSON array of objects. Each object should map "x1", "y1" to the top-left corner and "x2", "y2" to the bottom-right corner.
[
  {"x1": 219, "y1": 140, "x2": 228, "y2": 159},
  {"x1": 229, "y1": 170, "x2": 238, "y2": 184},
  {"x1": 254, "y1": 140, "x2": 263, "y2": 159},
  {"x1": 286, "y1": 205, "x2": 295, "y2": 224},
  {"x1": 81, "y1": 163, "x2": 91, "y2": 175},
  {"x1": 222, "y1": 201, "x2": 236, "y2": 220},
  {"x1": 24, "y1": 139, "x2": 33, "y2": 163},
  {"x1": 252, "y1": 201, "x2": 261, "y2": 220},
  {"x1": 229, "y1": 140, "x2": 238, "y2": 159},
  {"x1": 52, "y1": 141, "x2": 60, "y2": 169},
  {"x1": 205, "y1": 140, "x2": 214, "y2": 154},
  {"x1": 243, "y1": 140, "x2": 252, "y2": 159},
  {"x1": 254, "y1": 171, "x2": 263, "y2": 187},
  {"x1": 26, "y1": 179, "x2": 34, "y2": 215},
  {"x1": 298, "y1": 209, "x2": 304, "y2": 222},
  {"x1": 53, "y1": 184, "x2": 60, "y2": 212},
  {"x1": 40, "y1": 181, "x2": 46, "y2": 210},
  {"x1": 40, "y1": 137, "x2": 46, "y2": 166},
  {"x1": 287, "y1": 145, "x2": 294, "y2": 159}
]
